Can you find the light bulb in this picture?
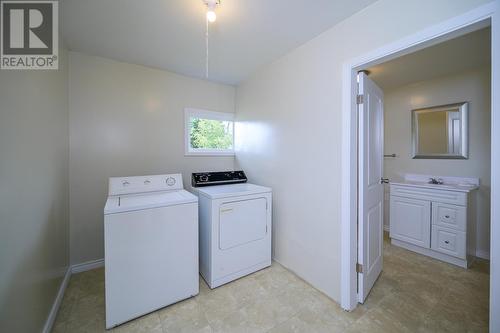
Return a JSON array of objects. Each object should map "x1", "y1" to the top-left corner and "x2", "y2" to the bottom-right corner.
[{"x1": 206, "y1": 10, "x2": 216, "y2": 23}]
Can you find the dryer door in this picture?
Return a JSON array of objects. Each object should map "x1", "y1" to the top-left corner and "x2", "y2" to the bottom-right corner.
[{"x1": 219, "y1": 198, "x2": 267, "y2": 250}]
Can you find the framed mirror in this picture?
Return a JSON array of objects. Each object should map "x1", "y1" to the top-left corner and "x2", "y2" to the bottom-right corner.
[{"x1": 412, "y1": 102, "x2": 468, "y2": 159}]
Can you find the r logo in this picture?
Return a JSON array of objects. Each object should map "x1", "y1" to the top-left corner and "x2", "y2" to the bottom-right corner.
[
  {"x1": 1, "y1": 1, "x2": 58, "y2": 69},
  {"x1": 2, "y1": 2, "x2": 52, "y2": 54}
]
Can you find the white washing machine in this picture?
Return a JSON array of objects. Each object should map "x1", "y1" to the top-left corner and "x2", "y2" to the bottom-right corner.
[
  {"x1": 104, "y1": 173, "x2": 198, "y2": 329},
  {"x1": 192, "y1": 171, "x2": 272, "y2": 288}
]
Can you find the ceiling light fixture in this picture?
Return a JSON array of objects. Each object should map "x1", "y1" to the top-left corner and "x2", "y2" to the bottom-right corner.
[
  {"x1": 204, "y1": 0, "x2": 219, "y2": 23},
  {"x1": 206, "y1": 10, "x2": 216, "y2": 23},
  {"x1": 203, "y1": 0, "x2": 220, "y2": 79}
]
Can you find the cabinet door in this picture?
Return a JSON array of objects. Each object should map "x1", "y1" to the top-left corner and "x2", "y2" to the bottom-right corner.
[{"x1": 390, "y1": 196, "x2": 431, "y2": 248}]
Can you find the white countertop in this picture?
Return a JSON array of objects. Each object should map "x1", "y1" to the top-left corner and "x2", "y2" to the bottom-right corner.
[{"x1": 389, "y1": 174, "x2": 480, "y2": 193}]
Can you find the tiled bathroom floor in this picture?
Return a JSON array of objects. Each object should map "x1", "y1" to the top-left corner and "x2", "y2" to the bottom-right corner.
[{"x1": 52, "y1": 236, "x2": 489, "y2": 333}]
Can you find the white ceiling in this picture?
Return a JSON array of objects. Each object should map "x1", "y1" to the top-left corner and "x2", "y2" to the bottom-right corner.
[
  {"x1": 367, "y1": 27, "x2": 491, "y2": 91},
  {"x1": 62, "y1": 0, "x2": 377, "y2": 85}
]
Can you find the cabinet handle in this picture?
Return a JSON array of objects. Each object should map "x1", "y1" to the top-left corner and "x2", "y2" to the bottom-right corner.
[
  {"x1": 444, "y1": 240, "x2": 450, "y2": 244},
  {"x1": 445, "y1": 215, "x2": 450, "y2": 218}
]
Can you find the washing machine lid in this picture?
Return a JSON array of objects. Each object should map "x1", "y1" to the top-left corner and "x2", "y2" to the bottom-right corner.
[
  {"x1": 104, "y1": 189, "x2": 197, "y2": 214},
  {"x1": 194, "y1": 183, "x2": 271, "y2": 199}
]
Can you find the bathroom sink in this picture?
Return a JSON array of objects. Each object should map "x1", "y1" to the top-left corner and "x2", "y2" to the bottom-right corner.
[
  {"x1": 389, "y1": 174, "x2": 480, "y2": 193},
  {"x1": 392, "y1": 181, "x2": 479, "y2": 192}
]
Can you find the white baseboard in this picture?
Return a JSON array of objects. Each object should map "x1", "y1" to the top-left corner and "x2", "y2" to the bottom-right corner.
[
  {"x1": 71, "y1": 258, "x2": 104, "y2": 274},
  {"x1": 42, "y1": 259, "x2": 104, "y2": 332},
  {"x1": 42, "y1": 267, "x2": 71, "y2": 333},
  {"x1": 475, "y1": 250, "x2": 490, "y2": 260}
]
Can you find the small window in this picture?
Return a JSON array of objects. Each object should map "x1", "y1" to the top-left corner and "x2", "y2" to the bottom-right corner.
[{"x1": 184, "y1": 108, "x2": 234, "y2": 156}]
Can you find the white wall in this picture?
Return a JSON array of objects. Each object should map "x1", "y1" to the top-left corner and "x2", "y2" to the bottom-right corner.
[
  {"x1": 235, "y1": 0, "x2": 491, "y2": 301},
  {"x1": 69, "y1": 52, "x2": 236, "y2": 265},
  {"x1": 0, "y1": 49, "x2": 69, "y2": 332},
  {"x1": 383, "y1": 68, "x2": 491, "y2": 258}
]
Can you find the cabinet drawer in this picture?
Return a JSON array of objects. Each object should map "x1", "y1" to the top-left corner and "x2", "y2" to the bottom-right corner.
[
  {"x1": 432, "y1": 203, "x2": 466, "y2": 231},
  {"x1": 431, "y1": 226, "x2": 466, "y2": 259}
]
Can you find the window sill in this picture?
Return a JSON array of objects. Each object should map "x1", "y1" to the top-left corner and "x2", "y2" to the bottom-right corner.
[{"x1": 185, "y1": 151, "x2": 235, "y2": 157}]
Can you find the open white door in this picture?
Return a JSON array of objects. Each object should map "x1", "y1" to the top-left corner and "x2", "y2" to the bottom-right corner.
[{"x1": 357, "y1": 72, "x2": 384, "y2": 303}]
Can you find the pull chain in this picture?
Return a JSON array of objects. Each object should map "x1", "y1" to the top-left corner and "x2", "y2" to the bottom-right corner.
[{"x1": 205, "y1": 19, "x2": 209, "y2": 79}]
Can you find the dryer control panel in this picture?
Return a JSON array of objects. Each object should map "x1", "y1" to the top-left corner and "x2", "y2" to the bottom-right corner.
[{"x1": 192, "y1": 171, "x2": 247, "y2": 187}]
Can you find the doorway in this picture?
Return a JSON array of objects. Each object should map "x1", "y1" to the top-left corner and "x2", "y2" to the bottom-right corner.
[{"x1": 340, "y1": 4, "x2": 499, "y2": 332}]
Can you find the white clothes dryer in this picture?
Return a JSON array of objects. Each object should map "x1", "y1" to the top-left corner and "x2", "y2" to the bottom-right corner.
[{"x1": 192, "y1": 171, "x2": 272, "y2": 288}]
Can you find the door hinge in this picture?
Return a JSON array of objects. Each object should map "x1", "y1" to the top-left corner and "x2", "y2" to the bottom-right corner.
[
  {"x1": 356, "y1": 263, "x2": 363, "y2": 273},
  {"x1": 380, "y1": 177, "x2": 390, "y2": 184},
  {"x1": 356, "y1": 94, "x2": 364, "y2": 105}
]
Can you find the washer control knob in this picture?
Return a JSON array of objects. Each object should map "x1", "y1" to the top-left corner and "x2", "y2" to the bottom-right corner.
[
  {"x1": 166, "y1": 177, "x2": 176, "y2": 186},
  {"x1": 200, "y1": 175, "x2": 208, "y2": 182}
]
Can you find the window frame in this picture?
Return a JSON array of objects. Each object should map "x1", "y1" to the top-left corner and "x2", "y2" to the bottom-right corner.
[{"x1": 184, "y1": 108, "x2": 235, "y2": 156}]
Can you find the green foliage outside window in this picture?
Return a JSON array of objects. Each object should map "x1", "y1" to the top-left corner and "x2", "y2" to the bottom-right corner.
[{"x1": 190, "y1": 118, "x2": 233, "y2": 150}]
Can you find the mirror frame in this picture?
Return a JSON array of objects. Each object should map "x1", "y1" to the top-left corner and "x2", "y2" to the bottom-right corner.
[{"x1": 411, "y1": 102, "x2": 469, "y2": 159}]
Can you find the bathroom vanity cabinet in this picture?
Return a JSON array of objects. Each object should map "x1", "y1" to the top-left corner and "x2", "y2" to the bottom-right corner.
[{"x1": 389, "y1": 180, "x2": 478, "y2": 268}]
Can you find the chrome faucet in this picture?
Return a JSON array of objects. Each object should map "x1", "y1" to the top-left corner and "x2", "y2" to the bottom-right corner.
[{"x1": 429, "y1": 177, "x2": 444, "y2": 185}]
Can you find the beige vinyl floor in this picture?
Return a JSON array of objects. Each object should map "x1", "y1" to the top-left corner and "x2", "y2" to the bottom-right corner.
[{"x1": 52, "y1": 235, "x2": 489, "y2": 333}]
